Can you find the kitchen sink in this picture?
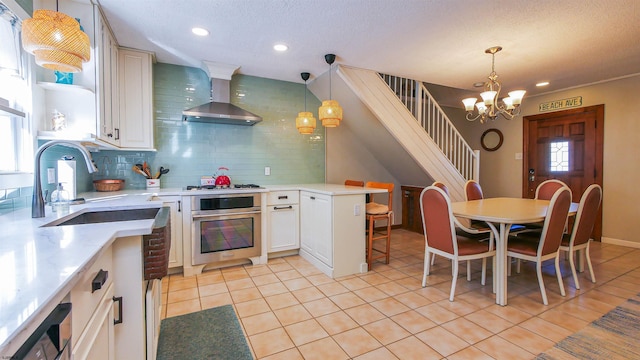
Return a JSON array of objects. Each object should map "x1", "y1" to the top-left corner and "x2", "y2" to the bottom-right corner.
[{"x1": 44, "y1": 208, "x2": 160, "y2": 227}]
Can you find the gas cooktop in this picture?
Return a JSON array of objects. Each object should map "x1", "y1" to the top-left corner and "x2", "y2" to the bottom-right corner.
[{"x1": 185, "y1": 184, "x2": 262, "y2": 190}]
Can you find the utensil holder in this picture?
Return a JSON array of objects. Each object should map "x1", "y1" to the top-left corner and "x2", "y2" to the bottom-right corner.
[{"x1": 146, "y1": 179, "x2": 160, "y2": 189}]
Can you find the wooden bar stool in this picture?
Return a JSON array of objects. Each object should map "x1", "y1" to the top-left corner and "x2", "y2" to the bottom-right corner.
[
  {"x1": 344, "y1": 179, "x2": 365, "y2": 187},
  {"x1": 365, "y1": 181, "x2": 394, "y2": 270}
]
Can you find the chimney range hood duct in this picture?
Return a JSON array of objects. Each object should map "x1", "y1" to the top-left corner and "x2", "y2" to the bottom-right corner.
[{"x1": 182, "y1": 62, "x2": 262, "y2": 125}]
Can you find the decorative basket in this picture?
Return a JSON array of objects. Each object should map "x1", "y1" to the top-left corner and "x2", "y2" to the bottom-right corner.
[{"x1": 93, "y1": 179, "x2": 125, "y2": 192}]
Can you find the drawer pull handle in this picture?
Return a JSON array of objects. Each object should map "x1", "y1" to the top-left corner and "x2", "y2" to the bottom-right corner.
[
  {"x1": 273, "y1": 206, "x2": 293, "y2": 210},
  {"x1": 113, "y1": 296, "x2": 123, "y2": 325},
  {"x1": 92, "y1": 269, "x2": 108, "y2": 293},
  {"x1": 278, "y1": 195, "x2": 288, "y2": 199}
]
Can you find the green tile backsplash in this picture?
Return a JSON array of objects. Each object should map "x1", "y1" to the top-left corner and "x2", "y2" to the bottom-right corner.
[{"x1": 93, "y1": 63, "x2": 326, "y2": 189}]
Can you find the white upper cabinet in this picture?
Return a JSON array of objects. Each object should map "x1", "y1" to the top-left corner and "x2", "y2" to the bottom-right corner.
[{"x1": 35, "y1": 1, "x2": 155, "y2": 151}]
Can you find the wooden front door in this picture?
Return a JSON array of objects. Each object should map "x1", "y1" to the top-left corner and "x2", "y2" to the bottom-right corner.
[{"x1": 522, "y1": 105, "x2": 604, "y2": 240}]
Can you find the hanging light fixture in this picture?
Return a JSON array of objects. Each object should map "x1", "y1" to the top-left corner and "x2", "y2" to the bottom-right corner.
[
  {"x1": 21, "y1": 1, "x2": 90, "y2": 73},
  {"x1": 296, "y1": 72, "x2": 317, "y2": 134},
  {"x1": 318, "y1": 53, "x2": 343, "y2": 127},
  {"x1": 462, "y1": 46, "x2": 526, "y2": 124}
]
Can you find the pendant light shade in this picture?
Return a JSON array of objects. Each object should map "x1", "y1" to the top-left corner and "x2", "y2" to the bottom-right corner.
[
  {"x1": 319, "y1": 54, "x2": 342, "y2": 127},
  {"x1": 296, "y1": 72, "x2": 317, "y2": 134},
  {"x1": 22, "y1": 9, "x2": 91, "y2": 73}
]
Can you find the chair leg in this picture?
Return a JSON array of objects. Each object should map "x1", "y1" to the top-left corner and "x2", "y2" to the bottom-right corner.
[
  {"x1": 481, "y1": 258, "x2": 487, "y2": 286},
  {"x1": 516, "y1": 259, "x2": 522, "y2": 274},
  {"x1": 536, "y1": 260, "x2": 549, "y2": 305},
  {"x1": 568, "y1": 248, "x2": 581, "y2": 290},
  {"x1": 385, "y1": 219, "x2": 391, "y2": 264},
  {"x1": 507, "y1": 256, "x2": 512, "y2": 276},
  {"x1": 422, "y1": 250, "x2": 430, "y2": 287},
  {"x1": 367, "y1": 216, "x2": 374, "y2": 271},
  {"x1": 492, "y1": 256, "x2": 496, "y2": 294},
  {"x1": 450, "y1": 259, "x2": 459, "y2": 301},
  {"x1": 586, "y1": 243, "x2": 596, "y2": 283},
  {"x1": 431, "y1": 253, "x2": 436, "y2": 266},
  {"x1": 467, "y1": 260, "x2": 471, "y2": 282},
  {"x1": 555, "y1": 255, "x2": 566, "y2": 297}
]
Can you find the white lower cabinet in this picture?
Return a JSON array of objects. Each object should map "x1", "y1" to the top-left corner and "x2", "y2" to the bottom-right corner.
[
  {"x1": 299, "y1": 191, "x2": 367, "y2": 278},
  {"x1": 71, "y1": 283, "x2": 115, "y2": 360},
  {"x1": 267, "y1": 191, "x2": 300, "y2": 252},
  {"x1": 300, "y1": 191, "x2": 332, "y2": 267},
  {"x1": 70, "y1": 247, "x2": 115, "y2": 360}
]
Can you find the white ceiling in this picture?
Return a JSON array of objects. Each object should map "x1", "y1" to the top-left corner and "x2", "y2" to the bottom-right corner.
[{"x1": 97, "y1": 0, "x2": 640, "y2": 105}]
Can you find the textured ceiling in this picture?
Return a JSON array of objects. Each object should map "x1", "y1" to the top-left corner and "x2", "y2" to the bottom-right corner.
[{"x1": 97, "y1": 0, "x2": 640, "y2": 104}]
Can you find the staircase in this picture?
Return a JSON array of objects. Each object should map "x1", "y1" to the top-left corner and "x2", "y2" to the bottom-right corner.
[{"x1": 337, "y1": 65, "x2": 479, "y2": 201}]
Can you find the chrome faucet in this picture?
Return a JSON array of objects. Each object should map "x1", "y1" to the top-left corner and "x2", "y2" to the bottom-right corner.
[{"x1": 32, "y1": 141, "x2": 98, "y2": 218}]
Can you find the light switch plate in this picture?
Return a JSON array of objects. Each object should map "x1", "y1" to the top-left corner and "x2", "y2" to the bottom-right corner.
[
  {"x1": 515, "y1": 152, "x2": 523, "y2": 160},
  {"x1": 264, "y1": 166, "x2": 271, "y2": 176},
  {"x1": 47, "y1": 168, "x2": 56, "y2": 184}
]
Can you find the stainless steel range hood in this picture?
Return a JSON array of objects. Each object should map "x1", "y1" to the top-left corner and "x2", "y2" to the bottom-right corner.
[{"x1": 182, "y1": 78, "x2": 262, "y2": 126}]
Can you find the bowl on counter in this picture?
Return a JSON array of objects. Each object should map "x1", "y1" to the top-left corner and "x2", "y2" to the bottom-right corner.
[{"x1": 93, "y1": 179, "x2": 125, "y2": 192}]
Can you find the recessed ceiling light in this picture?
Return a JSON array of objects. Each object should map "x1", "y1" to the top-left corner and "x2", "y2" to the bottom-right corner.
[
  {"x1": 473, "y1": 82, "x2": 485, "y2": 88},
  {"x1": 273, "y1": 43, "x2": 289, "y2": 52},
  {"x1": 536, "y1": 81, "x2": 550, "y2": 87},
  {"x1": 192, "y1": 27, "x2": 209, "y2": 36}
]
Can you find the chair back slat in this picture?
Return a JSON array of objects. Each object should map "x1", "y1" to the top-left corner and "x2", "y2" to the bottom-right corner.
[
  {"x1": 345, "y1": 180, "x2": 364, "y2": 187},
  {"x1": 540, "y1": 187, "x2": 572, "y2": 255},
  {"x1": 571, "y1": 184, "x2": 603, "y2": 247},
  {"x1": 465, "y1": 180, "x2": 484, "y2": 201},
  {"x1": 420, "y1": 187, "x2": 456, "y2": 254}
]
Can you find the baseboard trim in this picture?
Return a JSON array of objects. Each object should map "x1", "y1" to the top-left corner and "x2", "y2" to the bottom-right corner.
[{"x1": 601, "y1": 237, "x2": 640, "y2": 249}]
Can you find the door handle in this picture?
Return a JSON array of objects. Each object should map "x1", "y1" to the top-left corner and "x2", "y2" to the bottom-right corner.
[
  {"x1": 529, "y1": 168, "x2": 535, "y2": 182},
  {"x1": 113, "y1": 296, "x2": 123, "y2": 325}
]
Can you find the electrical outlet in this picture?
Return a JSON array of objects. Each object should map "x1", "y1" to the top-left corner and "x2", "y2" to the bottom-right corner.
[
  {"x1": 265, "y1": 166, "x2": 271, "y2": 176},
  {"x1": 47, "y1": 168, "x2": 56, "y2": 184},
  {"x1": 354, "y1": 204, "x2": 361, "y2": 216}
]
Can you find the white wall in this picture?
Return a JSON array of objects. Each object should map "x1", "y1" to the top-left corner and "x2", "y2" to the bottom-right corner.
[{"x1": 453, "y1": 75, "x2": 640, "y2": 245}]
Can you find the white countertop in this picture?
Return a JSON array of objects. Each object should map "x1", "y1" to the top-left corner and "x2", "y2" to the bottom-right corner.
[{"x1": 0, "y1": 183, "x2": 383, "y2": 355}]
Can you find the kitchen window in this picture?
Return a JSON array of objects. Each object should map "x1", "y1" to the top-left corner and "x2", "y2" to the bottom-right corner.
[{"x1": 0, "y1": 2, "x2": 32, "y2": 174}]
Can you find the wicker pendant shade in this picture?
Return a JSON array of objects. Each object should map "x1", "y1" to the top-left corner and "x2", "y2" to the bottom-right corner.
[
  {"x1": 319, "y1": 100, "x2": 342, "y2": 127},
  {"x1": 319, "y1": 54, "x2": 343, "y2": 127},
  {"x1": 22, "y1": 10, "x2": 90, "y2": 73},
  {"x1": 296, "y1": 111, "x2": 316, "y2": 134}
]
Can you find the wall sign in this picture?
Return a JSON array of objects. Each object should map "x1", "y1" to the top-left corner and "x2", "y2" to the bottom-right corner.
[{"x1": 539, "y1": 96, "x2": 582, "y2": 112}]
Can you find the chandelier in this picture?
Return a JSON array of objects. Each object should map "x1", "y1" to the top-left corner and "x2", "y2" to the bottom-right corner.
[{"x1": 462, "y1": 46, "x2": 526, "y2": 124}]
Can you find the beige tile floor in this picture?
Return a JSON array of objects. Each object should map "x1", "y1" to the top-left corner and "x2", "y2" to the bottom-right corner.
[{"x1": 161, "y1": 229, "x2": 640, "y2": 359}]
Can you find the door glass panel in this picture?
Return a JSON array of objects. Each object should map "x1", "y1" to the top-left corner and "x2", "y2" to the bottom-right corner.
[{"x1": 550, "y1": 141, "x2": 569, "y2": 171}]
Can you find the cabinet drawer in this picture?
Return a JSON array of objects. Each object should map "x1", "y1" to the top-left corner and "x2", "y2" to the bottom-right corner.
[
  {"x1": 267, "y1": 191, "x2": 299, "y2": 205},
  {"x1": 71, "y1": 247, "x2": 114, "y2": 337}
]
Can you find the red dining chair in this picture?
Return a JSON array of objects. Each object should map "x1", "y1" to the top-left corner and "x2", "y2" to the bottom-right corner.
[
  {"x1": 559, "y1": 184, "x2": 602, "y2": 289},
  {"x1": 507, "y1": 186, "x2": 572, "y2": 305},
  {"x1": 514, "y1": 179, "x2": 568, "y2": 234},
  {"x1": 420, "y1": 186, "x2": 495, "y2": 301},
  {"x1": 431, "y1": 181, "x2": 493, "y2": 285}
]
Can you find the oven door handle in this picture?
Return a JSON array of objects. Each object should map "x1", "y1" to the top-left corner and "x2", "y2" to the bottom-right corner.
[{"x1": 192, "y1": 211, "x2": 260, "y2": 219}]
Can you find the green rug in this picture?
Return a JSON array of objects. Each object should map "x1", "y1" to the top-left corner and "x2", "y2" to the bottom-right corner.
[
  {"x1": 157, "y1": 305, "x2": 253, "y2": 360},
  {"x1": 538, "y1": 292, "x2": 640, "y2": 359}
]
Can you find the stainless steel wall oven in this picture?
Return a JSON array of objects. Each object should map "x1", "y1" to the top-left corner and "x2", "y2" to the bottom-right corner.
[{"x1": 192, "y1": 193, "x2": 261, "y2": 265}]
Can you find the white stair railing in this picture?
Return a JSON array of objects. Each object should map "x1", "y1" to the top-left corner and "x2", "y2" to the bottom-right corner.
[{"x1": 379, "y1": 73, "x2": 479, "y2": 181}]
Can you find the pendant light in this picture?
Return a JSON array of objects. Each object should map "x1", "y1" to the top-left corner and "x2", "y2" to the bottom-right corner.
[
  {"x1": 318, "y1": 54, "x2": 343, "y2": 127},
  {"x1": 21, "y1": 1, "x2": 90, "y2": 73},
  {"x1": 296, "y1": 72, "x2": 317, "y2": 134}
]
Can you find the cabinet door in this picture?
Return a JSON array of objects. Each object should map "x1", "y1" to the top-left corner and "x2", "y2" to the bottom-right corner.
[
  {"x1": 312, "y1": 194, "x2": 332, "y2": 267},
  {"x1": 118, "y1": 49, "x2": 153, "y2": 149},
  {"x1": 268, "y1": 204, "x2": 299, "y2": 252},
  {"x1": 97, "y1": 15, "x2": 119, "y2": 145},
  {"x1": 156, "y1": 196, "x2": 183, "y2": 268},
  {"x1": 72, "y1": 283, "x2": 115, "y2": 360},
  {"x1": 299, "y1": 192, "x2": 315, "y2": 254},
  {"x1": 300, "y1": 192, "x2": 332, "y2": 267}
]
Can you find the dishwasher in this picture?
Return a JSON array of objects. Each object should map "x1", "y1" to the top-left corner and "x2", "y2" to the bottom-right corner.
[{"x1": 12, "y1": 303, "x2": 72, "y2": 360}]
